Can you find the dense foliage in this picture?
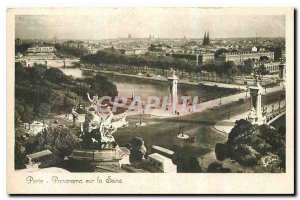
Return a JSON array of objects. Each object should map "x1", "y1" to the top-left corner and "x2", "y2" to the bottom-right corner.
[
  {"x1": 202, "y1": 60, "x2": 239, "y2": 77},
  {"x1": 81, "y1": 50, "x2": 200, "y2": 74},
  {"x1": 15, "y1": 126, "x2": 80, "y2": 169},
  {"x1": 206, "y1": 161, "x2": 231, "y2": 173},
  {"x1": 54, "y1": 43, "x2": 90, "y2": 58},
  {"x1": 81, "y1": 50, "x2": 269, "y2": 78},
  {"x1": 173, "y1": 146, "x2": 203, "y2": 173},
  {"x1": 15, "y1": 43, "x2": 32, "y2": 54},
  {"x1": 15, "y1": 63, "x2": 117, "y2": 124},
  {"x1": 215, "y1": 119, "x2": 286, "y2": 172},
  {"x1": 35, "y1": 127, "x2": 80, "y2": 159}
]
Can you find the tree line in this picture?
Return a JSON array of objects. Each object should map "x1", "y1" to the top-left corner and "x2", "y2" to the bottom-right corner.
[
  {"x1": 81, "y1": 50, "x2": 200, "y2": 74},
  {"x1": 214, "y1": 119, "x2": 286, "y2": 172},
  {"x1": 81, "y1": 50, "x2": 270, "y2": 79},
  {"x1": 15, "y1": 63, "x2": 118, "y2": 127}
]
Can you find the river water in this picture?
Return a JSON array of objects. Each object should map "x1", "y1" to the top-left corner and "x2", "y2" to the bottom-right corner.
[{"x1": 60, "y1": 68, "x2": 238, "y2": 102}]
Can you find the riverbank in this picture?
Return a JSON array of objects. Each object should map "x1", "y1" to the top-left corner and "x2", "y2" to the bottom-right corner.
[
  {"x1": 80, "y1": 67, "x2": 248, "y2": 90},
  {"x1": 61, "y1": 67, "x2": 244, "y2": 104}
]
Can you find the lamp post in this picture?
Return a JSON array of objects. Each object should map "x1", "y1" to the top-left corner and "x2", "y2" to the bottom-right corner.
[
  {"x1": 139, "y1": 107, "x2": 142, "y2": 125},
  {"x1": 227, "y1": 109, "x2": 231, "y2": 119},
  {"x1": 264, "y1": 86, "x2": 267, "y2": 94}
]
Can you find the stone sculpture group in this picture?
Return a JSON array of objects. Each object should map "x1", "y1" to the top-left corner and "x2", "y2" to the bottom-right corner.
[{"x1": 72, "y1": 93, "x2": 129, "y2": 149}]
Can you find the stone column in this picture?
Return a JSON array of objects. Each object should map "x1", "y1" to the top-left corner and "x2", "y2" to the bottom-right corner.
[
  {"x1": 279, "y1": 63, "x2": 286, "y2": 80},
  {"x1": 168, "y1": 70, "x2": 178, "y2": 114},
  {"x1": 195, "y1": 52, "x2": 200, "y2": 64},
  {"x1": 248, "y1": 82, "x2": 266, "y2": 125}
]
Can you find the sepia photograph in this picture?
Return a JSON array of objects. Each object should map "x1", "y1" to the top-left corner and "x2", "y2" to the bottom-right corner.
[{"x1": 6, "y1": 7, "x2": 294, "y2": 194}]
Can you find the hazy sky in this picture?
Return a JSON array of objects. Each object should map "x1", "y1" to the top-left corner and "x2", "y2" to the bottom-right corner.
[{"x1": 15, "y1": 9, "x2": 285, "y2": 40}]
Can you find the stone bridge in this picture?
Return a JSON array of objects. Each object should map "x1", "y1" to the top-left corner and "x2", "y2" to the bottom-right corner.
[
  {"x1": 265, "y1": 106, "x2": 286, "y2": 125},
  {"x1": 16, "y1": 58, "x2": 80, "y2": 68}
]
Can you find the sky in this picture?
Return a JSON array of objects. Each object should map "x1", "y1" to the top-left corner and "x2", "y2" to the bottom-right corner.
[{"x1": 15, "y1": 9, "x2": 286, "y2": 40}]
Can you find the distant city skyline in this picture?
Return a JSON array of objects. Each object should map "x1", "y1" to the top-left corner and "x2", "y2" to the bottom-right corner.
[{"x1": 15, "y1": 9, "x2": 285, "y2": 40}]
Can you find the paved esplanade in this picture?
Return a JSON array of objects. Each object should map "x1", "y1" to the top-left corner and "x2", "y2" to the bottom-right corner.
[{"x1": 143, "y1": 84, "x2": 284, "y2": 118}]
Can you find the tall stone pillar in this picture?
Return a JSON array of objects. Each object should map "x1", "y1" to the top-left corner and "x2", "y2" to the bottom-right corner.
[
  {"x1": 247, "y1": 82, "x2": 266, "y2": 125},
  {"x1": 168, "y1": 69, "x2": 178, "y2": 114},
  {"x1": 279, "y1": 63, "x2": 286, "y2": 80},
  {"x1": 195, "y1": 52, "x2": 200, "y2": 64}
]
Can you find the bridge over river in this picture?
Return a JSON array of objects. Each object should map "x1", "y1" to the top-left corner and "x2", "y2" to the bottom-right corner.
[{"x1": 213, "y1": 102, "x2": 286, "y2": 135}]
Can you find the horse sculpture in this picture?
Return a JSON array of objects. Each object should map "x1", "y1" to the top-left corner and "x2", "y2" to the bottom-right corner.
[
  {"x1": 98, "y1": 105, "x2": 129, "y2": 146},
  {"x1": 106, "y1": 112, "x2": 129, "y2": 134},
  {"x1": 77, "y1": 93, "x2": 129, "y2": 149}
]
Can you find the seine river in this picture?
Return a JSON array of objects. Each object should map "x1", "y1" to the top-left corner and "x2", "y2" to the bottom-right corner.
[{"x1": 60, "y1": 67, "x2": 238, "y2": 102}]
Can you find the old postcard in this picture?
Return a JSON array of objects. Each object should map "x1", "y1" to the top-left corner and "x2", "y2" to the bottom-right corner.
[{"x1": 7, "y1": 7, "x2": 294, "y2": 194}]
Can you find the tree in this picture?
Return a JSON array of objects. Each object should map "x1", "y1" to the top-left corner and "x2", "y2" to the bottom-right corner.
[
  {"x1": 49, "y1": 90, "x2": 65, "y2": 113},
  {"x1": 181, "y1": 157, "x2": 202, "y2": 173},
  {"x1": 214, "y1": 48, "x2": 228, "y2": 59},
  {"x1": 15, "y1": 143, "x2": 26, "y2": 169},
  {"x1": 259, "y1": 124, "x2": 283, "y2": 152},
  {"x1": 15, "y1": 101, "x2": 25, "y2": 125},
  {"x1": 257, "y1": 153, "x2": 281, "y2": 172},
  {"x1": 214, "y1": 61, "x2": 226, "y2": 77},
  {"x1": 21, "y1": 106, "x2": 34, "y2": 130},
  {"x1": 224, "y1": 61, "x2": 238, "y2": 79},
  {"x1": 15, "y1": 42, "x2": 33, "y2": 54},
  {"x1": 206, "y1": 161, "x2": 231, "y2": 173},
  {"x1": 53, "y1": 128, "x2": 79, "y2": 158},
  {"x1": 227, "y1": 119, "x2": 253, "y2": 143},
  {"x1": 278, "y1": 125, "x2": 286, "y2": 140},
  {"x1": 256, "y1": 65, "x2": 268, "y2": 77},
  {"x1": 88, "y1": 74, "x2": 118, "y2": 97},
  {"x1": 36, "y1": 127, "x2": 79, "y2": 159},
  {"x1": 241, "y1": 59, "x2": 254, "y2": 74},
  {"x1": 173, "y1": 146, "x2": 202, "y2": 173},
  {"x1": 268, "y1": 46, "x2": 283, "y2": 61},
  {"x1": 215, "y1": 143, "x2": 228, "y2": 161},
  {"x1": 215, "y1": 119, "x2": 286, "y2": 171},
  {"x1": 38, "y1": 103, "x2": 51, "y2": 125},
  {"x1": 234, "y1": 144, "x2": 260, "y2": 166},
  {"x1": 259, "y1": 56, "x2": 269, "y2": 62},
  {"x1": 44, "y1": 67, "x2": 69, "y2": 83},
  {"x1": 15, "y1": 62, "x2": 116, "y2": 139},
  {"x1": 64, "y1": 97, "x2": 78, "y2": 113}
]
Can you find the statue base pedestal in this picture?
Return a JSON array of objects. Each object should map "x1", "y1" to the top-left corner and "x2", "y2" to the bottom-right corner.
[
  {"x1": 72, "y1": 147, "x2": 130, "y2": 172},
  {"x1": 136, "y1": 122, "x2": 146, "y2": 127},
  {"x1": 177, "y1": 134, "x2": 189, "y2": 140}
]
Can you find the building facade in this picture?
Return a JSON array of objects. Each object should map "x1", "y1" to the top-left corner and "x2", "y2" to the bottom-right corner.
[
  {"x1": 201, "y1": 53, "x2": 215, "y2": 63},
  {"x1": 26, "y1": 46, "x2": 57, "y2": 54},
  {"x1": 220, "y1": 51, "x2": 274, "y2": 64},
  {"x1": 119, "y1": 48, "x2": 148, "y2": 55},
  {"x1": 264, "y1": 62, "x2": 281, "y2": 74}
]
